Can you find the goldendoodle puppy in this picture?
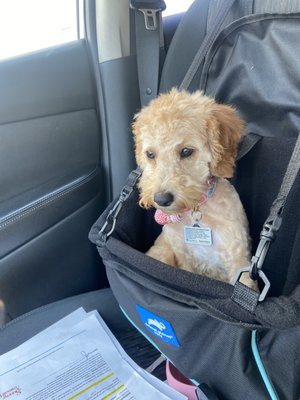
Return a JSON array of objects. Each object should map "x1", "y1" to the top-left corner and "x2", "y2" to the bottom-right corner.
[{"x1": 132, "y1": 89, "x2": 256, "y2": 288}]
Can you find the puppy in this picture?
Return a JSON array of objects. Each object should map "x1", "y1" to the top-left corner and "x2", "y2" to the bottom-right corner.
[{"x1": 132, "y1": 89, "x2": 256, "y2": 289}]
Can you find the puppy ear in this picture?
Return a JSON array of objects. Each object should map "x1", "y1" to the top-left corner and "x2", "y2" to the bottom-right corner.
[{"x1": 208, "y1": 104, "x2": 245, "y2": 178}]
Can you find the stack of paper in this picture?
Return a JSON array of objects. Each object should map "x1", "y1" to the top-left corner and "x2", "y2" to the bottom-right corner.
[{"x1": 0, "y1": 308, "x2": 186, "y2": 400}]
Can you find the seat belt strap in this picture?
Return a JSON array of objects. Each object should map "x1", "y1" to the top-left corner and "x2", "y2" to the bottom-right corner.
[
  {"x1": 179, "y1": 0, "x2": 236, "y2": 91},
  {"x1": 130, "y1": 0, "x2": 166, "y2": 107},
  {"x1": 233, "y1": 134, "x2": 300, "y2": 309}
]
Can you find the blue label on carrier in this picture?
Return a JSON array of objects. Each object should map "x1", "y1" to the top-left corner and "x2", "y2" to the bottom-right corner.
[{"x1": 136, "y1": 305, "x2": 180, "y2": 348}]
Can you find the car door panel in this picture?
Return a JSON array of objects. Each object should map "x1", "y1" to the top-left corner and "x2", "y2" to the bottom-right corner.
[
  {"x1": 0, "y1": 193, "x2": 104, "y2": 320},
  {"x1": 0, "y1": 39, "x2": 107, "y2": 319}
]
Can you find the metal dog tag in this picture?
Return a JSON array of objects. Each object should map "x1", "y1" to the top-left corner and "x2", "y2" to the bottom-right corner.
[{"x1": 184, "y1": 226, "x2": 212, "y2": 246}]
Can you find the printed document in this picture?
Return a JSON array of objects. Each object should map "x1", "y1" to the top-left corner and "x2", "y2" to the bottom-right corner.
[{"x1": 0, "y1": 308, "x2": 186, "y2": 400}]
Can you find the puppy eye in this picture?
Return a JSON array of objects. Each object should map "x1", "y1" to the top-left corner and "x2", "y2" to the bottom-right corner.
[
  {"x1": 146, "y1": 150, "x2": 155, "y2": 159},
  {"x1": 180, "y1": 148, "x2": 194, "y2": 158}
]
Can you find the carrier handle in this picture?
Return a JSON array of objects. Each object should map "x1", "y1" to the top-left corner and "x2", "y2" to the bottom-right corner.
[{"x1": 97, "y1": 167, "x2": 142, "y2": 245}]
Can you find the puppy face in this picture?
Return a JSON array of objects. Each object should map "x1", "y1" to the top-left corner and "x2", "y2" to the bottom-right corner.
[{"x1": 132, "y1": 89, "x2": 244, "y2": 213}]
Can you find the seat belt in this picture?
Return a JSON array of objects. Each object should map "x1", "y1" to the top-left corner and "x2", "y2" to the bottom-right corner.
[
  {"x1": 130, "y1": 0, "x2": 166, "y2": 107},
  {"x1": 130, "y1": 0, "x2": 236, "y2": 107},
  {"x1": 232, "y1": 134, "x2": 300, "y2": 310}
]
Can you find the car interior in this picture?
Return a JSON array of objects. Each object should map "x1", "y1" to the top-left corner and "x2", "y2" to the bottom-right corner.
[{"x1": 1, "y1": 0, "x2": 300, "y2": 398}]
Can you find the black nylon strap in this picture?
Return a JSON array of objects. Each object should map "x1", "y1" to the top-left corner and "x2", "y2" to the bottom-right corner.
[
  {"x1": 252, "y1": 133, "x2": 300, "y2": 278},
  {"x1": 233, "y1": 134, "x2": 300, "y2": 309},
  {"x1": 232, "y1": 282, "x2": 260, "y2": 313}
]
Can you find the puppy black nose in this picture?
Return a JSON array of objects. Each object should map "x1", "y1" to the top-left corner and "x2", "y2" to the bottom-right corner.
[{"x1": 154, "y1": 192, "x2": 174, "y2": 207}]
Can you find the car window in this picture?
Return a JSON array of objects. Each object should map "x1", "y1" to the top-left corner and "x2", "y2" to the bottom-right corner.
[
  {"x1": 0, "y1": 0, "x2": 84, "y2": 61},
  {"x1": 163, "y1": 0, "x2": 194, "y2": 16}
]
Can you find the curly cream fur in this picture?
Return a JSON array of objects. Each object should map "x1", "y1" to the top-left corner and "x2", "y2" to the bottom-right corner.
[{"x1": 132, "y1": 89, "x2": 257, "y2": 289}]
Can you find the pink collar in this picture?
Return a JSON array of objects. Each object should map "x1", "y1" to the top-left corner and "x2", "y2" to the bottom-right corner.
[{"x1": 154, "y1": 176, "x2": 217, "y2": 225}]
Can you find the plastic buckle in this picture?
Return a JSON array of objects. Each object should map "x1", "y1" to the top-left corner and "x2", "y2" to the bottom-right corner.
[
  {"x1": 233, "y1": 266, "x2": 270, "y2": 302},
  {"x1": 120, "y1": 168, "x2": 142, "y2": 202},
  {"x1": 98, "y1": 200, "x2": 123, "y2": 245},
  {"x1": 130, "y1": 0, "x2": 166, "y2": 30},
  {"x1": 260, "y1": 215, "x2": 282, "y2": 242},
  {"x1": 249, "y1": 245, "x2": 269, "y2": 280},
  {"x1": 257, "y1": 269, "x2": 271, "y2": 302},
  {"x1": 97, "y1": 167, "x2": 142, "y2": 245},
  {"x1": 249, "y1": 215, "x2": 282, "y2": 280},
  {"x1": 232, "y1": 216, "x2": 281, "y2": 303}
]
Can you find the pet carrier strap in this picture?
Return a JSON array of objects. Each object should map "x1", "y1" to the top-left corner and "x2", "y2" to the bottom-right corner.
[
  {"x1": 233, "y1": 133, "x2": 300, "y2": 311},
  {"x1": 97, "y1": 167, "x2": 142, "y2": 246},
  {"x1": 130, "y1": 0, "x2": 166, "y2": 107},
  {"x1": 179, "y1": 0, "x2": 236, "y2": 91}
]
